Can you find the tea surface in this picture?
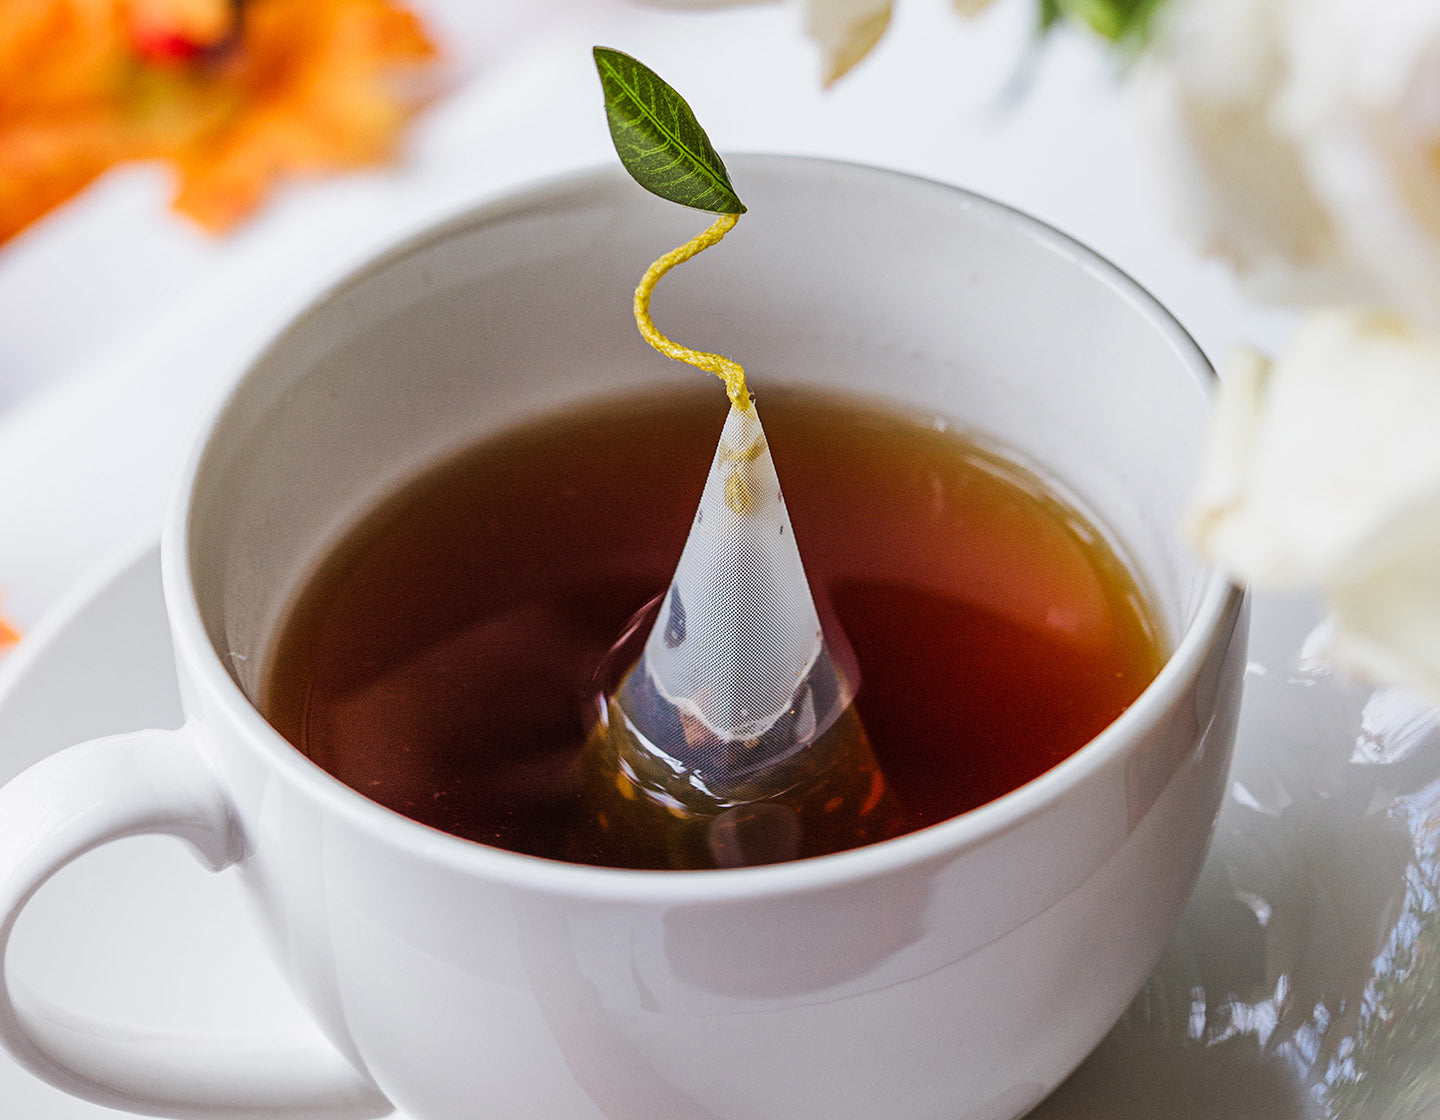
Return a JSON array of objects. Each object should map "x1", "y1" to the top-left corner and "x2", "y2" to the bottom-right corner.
[{"x1": 262, "y1": 387, "x2": 1163, "y2": 867}]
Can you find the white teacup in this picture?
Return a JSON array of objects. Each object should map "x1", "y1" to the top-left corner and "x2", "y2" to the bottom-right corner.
[{"x1": 0, "y1": 157, "x2": 1246, "y2": 1120}]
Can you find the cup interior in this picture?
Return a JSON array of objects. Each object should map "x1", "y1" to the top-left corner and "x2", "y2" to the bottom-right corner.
[{"x1": 185, "y1": 157, "x2": 1216, "y2": 730}]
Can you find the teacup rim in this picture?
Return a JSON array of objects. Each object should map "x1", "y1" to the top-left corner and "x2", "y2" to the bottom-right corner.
[{"x1": 165, "y1": 153, "x2": 1245, "y2": 902}]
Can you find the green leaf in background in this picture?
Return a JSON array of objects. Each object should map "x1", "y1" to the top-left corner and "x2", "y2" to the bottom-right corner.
[
  {"x1": 1052, "y1": 0, "x2": 1167, "y2": 46},
  {"x1": 593, "y1": 47, "x2": 746, "y2": 215},
  {"x1": 1077, "y1": 0, "x2": 1166, "y2": 43}
]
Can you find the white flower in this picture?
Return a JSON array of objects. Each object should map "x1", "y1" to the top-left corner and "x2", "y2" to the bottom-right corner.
[
  {"x1": 1139, "y1": 0, "x2": 1440, "y2": 325},
  {"x1": 1189, "y1": 311, "x2": 1440, "y2": 702},
  {"x1": 651, "y1": 0, "x2": 994, "y2": 87},
  {"x1": 801, "y1": 0, "x2": 989, "y2": 84},
  {"x1": 802, "y1": 0, "x2": 893, "y2": 85}
]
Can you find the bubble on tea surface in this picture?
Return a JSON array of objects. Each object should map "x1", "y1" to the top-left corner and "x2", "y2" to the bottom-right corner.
[{"x1": 580, "y1": 399, "x2": 902, "y2": 869}]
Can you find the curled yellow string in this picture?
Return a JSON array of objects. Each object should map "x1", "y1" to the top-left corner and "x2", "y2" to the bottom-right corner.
[{"x1": 633, "y1": 212, "x2": 751, "y2": 411}]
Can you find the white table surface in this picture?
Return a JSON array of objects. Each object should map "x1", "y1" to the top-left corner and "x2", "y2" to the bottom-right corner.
[{"x1": 0, "y1": 0, "x2": 1288, "y2": 631}]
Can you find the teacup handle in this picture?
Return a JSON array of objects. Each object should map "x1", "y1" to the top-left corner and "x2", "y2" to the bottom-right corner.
[{"x1": 0, "y1": 727, "x2": 393, "y2": 1119}]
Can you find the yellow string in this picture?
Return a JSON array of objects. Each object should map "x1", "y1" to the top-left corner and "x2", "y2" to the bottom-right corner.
[{"x1": 633, "y1": 212, "x2": 751, "y2": 411}]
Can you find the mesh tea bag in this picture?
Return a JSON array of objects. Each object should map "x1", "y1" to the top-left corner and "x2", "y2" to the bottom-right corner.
[
  {"x1": 581, "y1": 398, "x2": 902, "y2": 870},
  {"x1": 581, "y1": 69, "x2": 906, "y2": 865}
]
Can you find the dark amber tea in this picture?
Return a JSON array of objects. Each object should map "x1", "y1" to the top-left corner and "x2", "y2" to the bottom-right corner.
[{"x1": 262, "y1": 386, "x2": 1164, "y2": 868}]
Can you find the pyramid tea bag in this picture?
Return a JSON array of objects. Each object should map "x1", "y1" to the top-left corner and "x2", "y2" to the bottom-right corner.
[
  {"x1": 635, "y1": 401, "x2": 838, "y2": 754},
  {"x1": 581, "y1": 396, "x2": 901, "y2": 869},
  {"x1": 581, "y1": 49, "x2": 903, "y2": 867}
]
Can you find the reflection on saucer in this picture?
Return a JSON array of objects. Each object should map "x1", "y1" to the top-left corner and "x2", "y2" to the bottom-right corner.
[{"x1": 1036, "y1": 600, "x2": 1440, "y2": 1120}]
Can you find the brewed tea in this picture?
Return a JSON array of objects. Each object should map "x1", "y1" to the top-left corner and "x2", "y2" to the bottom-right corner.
[{"x1": 261, "y1": 386, "x2": 1163, "y2": 868}]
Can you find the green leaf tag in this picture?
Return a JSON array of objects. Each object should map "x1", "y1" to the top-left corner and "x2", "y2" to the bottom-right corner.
[{"x1": 593, "y1": 47, "x2": 745, "y2": 215}]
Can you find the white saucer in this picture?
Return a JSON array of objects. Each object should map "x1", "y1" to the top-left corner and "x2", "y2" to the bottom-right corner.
[{"x1": 1, "y1": 541, "x2": 1436, "y2": 1119}]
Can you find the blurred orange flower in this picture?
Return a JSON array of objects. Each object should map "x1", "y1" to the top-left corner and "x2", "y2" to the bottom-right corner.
[
  {"x1": 0, "y1": 605, "x2": 17, "y2": 654},
  {"x1": 0, "y1": 0, "x2": 440, "y2": 243}
]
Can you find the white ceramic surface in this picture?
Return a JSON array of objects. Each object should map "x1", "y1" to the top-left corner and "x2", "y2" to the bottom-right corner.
[
  {"x1": 6, "y1": 544, "x2": 1434, "y2": 1120},
  {"x1": 0, "y1": 158, "x2": 1245, "y2": 1120}
]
